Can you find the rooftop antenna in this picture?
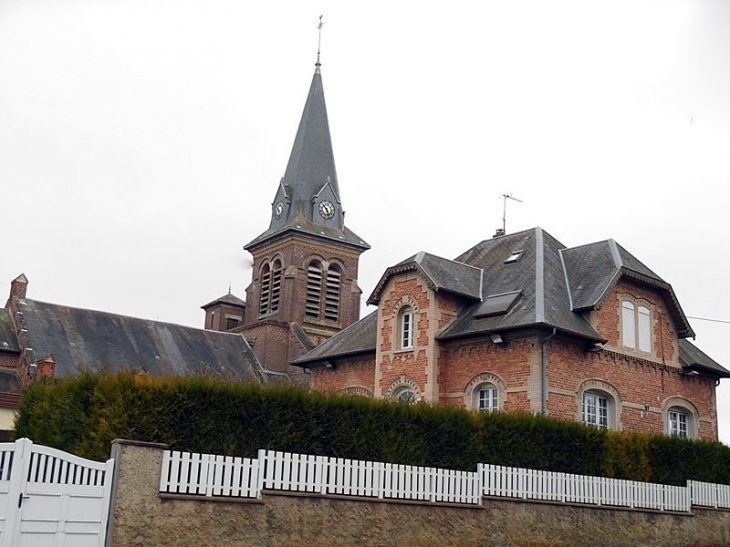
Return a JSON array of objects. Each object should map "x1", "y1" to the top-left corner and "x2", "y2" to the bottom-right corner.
[
  {"x1": 501, "y1": 193, "x2": 523, "y2": 234},
  {"x1": 315, "y1": 15, "x2": 324, "y2": 73}
]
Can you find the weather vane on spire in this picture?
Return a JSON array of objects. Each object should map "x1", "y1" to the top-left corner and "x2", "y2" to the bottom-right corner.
[{"x1": 316, "y1": 15, "x2": 324, "y2": 72}]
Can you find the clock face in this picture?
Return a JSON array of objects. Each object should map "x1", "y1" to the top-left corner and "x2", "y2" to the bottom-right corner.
[
  {"x1": 274, "y1": 201, "x2": 284, "y2": 219},
  {"x1": 318, "y1": 200, "x2": 335, "y2": 219}
]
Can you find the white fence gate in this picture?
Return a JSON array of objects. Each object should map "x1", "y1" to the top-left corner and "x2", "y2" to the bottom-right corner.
[{"x1": 0, "y1": 438, "x2": 114, "y2": 547}]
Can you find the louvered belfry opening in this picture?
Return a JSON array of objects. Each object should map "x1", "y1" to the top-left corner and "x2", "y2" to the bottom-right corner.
[
  {"x1": 306, "y1": 261, "x2": 323, "y2": 318},
  {"x1": 325, "y1": 266, "x2": 341, "y2": 321},
  {"x1": 259, "y1": 263, "x2": 271, "y2": 316},
  {"x1": 270, "y1": 260, "x2": 282, "y2": 313}
]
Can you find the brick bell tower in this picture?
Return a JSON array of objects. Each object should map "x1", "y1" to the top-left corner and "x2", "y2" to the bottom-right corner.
[{"x1": 240, "y1": 58, "x2": 369, "y2": 378}]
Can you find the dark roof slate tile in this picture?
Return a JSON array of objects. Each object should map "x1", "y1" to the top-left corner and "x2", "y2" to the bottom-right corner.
[{"x1": 18, "y1": 299, "x2": 268, "y2": 382}]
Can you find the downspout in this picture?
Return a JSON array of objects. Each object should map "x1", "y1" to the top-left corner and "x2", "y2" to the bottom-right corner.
[{"x1": 541, "y1": 328, "x2": 557, "y2": 416}]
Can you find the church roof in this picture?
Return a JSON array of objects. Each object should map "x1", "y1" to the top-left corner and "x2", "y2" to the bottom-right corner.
[
  {"x1": 245, "y1": 68, "x2": 369, "y2": 252},
  {"x1": 0, "y1": 308, "x2": 20, "y2": 353},
  {"x1": 201, "y1": 291, "x2": 246, "y2": 310},
  {"x1": 14, "y1": 298, "x2": 269, "y2": 382}
]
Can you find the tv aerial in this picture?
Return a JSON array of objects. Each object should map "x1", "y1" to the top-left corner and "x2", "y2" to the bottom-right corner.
[{"x1": 501, "y1": 193, "x2": 523, "y2": 235}]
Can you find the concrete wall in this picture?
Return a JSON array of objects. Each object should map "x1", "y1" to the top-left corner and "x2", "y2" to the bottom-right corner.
[{"x1": 108, "y1": 440, "x2": 730, "y2": 547}]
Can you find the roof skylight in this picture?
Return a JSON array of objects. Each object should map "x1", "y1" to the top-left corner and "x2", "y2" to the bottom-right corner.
[{"x1": 504, "y1": 250, "x2": 524, "y2": 264}]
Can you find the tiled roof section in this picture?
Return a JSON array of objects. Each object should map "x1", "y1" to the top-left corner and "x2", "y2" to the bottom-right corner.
[
  {"x1": 562, "y1": 240, "x2": 664, "y2": 311},
  {"x1": 0, "y1": 309, "x2": 20, "y2": 352},
  {"x1": 368, "y1": 251, "x2": 482, "y2": 305},
  {"x1": 291, "y1": 311, "x2": 377, "y2": 367},
  {"x1": 17, "y1": 299, "x2": 269, "y2": 382},
  {"x1": 201, "y1": 292, "x2": 246, "y2": 310},
  {"x1": 561, "y1": 239, "x2": 693, "y2": 338},
  {"x1": 438, "y1": 228, "x2": 604, "y2": 342},
  {"x1": 679, "y1": 339, "x2": 730, "y2": 378}
]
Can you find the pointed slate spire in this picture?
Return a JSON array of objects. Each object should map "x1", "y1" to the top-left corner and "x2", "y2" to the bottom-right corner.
[
  {"x1": 245, "y1": 64, "x2": 368, "y2": 251},
  {"x1": 281, "y1": 69, "x2": 341, "y2": 224}
]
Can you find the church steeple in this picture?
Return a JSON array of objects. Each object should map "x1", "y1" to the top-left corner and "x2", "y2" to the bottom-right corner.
[
  {"x1": 245, "y1": 64, "x2": 368, "y2": 252},
  {"x1": 239, "y1": 52, "x2": 369, "y2": 378}
]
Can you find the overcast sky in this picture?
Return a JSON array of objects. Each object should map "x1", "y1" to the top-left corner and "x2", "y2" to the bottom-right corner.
[{"x1": 2, "y1": 0, "x2": 729, "y2": 441}]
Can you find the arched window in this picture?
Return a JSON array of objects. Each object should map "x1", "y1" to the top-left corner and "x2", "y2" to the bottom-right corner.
[
  {"x1": 663, "y1": 399, "x2": 698, "y2": 439},
  {"x1": 473, "y1": 383, "x2": 499, "y2": 412},
  {"x1": 324, "y1": 265, "x2": 341, "y2": 321},
  {"x1": 393, "y1": 386, "x2": 417, "y2": 403},
  {"x1": 270, "y1": 259, "x2": 282, "y2": 313},
  {"x1": 306, "y1": 261, "x2": 323, "y2": 319},
  {"x1": 398, "y1": 306, "x2": 414, "y2": 349},
  {"x1": 667, "y1": 407, "x2": 690, "y2": 438},
  {"x1": 583, "y1": 391, "x2": 610, "y2": 428},
  {"x1": 259, "y1": 263, "x2": 271, "y2": 316}
]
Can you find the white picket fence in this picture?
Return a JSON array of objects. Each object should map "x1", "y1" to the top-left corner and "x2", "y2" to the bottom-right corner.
[
  {"x1": 159, "y1": 448, "x2": 730, "y2": 513},
  {"x1": 480, "y1": 464, "x2": 690, "y2": 512}
]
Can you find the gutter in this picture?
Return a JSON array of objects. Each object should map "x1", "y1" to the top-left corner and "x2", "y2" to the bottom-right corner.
[{"x1": 541, "y1": 328, "x2": 557, "y2": 416}]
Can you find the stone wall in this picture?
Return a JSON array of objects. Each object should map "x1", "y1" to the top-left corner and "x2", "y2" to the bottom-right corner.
[{"x1": 108, "y1": 440, "x2": 730, "y2": 547}]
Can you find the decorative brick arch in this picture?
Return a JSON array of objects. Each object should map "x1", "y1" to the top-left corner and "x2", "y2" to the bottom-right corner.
[
  {"x1": 661, "y1": 396, "x2": 700, "y2": 439},
  {"x1": 463, "y1": 372, "x2": 507, "y2": 410},
  {"x1": 337, "y1": 386, "x2": 373, "y2": 398},
  {"x1": 386, "y1": 374, "x2": 420, "y2": 402}
]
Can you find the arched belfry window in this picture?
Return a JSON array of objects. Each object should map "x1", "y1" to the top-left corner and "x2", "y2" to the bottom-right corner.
[
  {"x1": 259, "y1": 263, "x2": 271, "y2": 316},
  {"x1": 325, "y1": 265, "x2": 341, "y2": 321},
  {"x1": 259, "y1": 259, "x2": 282, "y2": 316},
  {"x1": 306, "y1": 260, "x2": 342, "y2": 322},
  {"x1": 306, "y1": 261, "x2": 323, "y2": 319}
]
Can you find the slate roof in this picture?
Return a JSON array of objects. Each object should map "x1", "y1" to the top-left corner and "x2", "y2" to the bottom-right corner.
[
  {"x1": 0, "y1": 309, "x2": 20, "y2": 353},
  {"x1": 368, "y1": 251, "x2": 482, "y2": 305},
  {"x1": 293, "y1": 227, "x2": 723, "y2": 375},
  {"x1": 292, "y1": 311, "x2": 377, "y2": 366},
  {"x1": 201, "y1": 291, "x2": 246, "y2": 310},
  {"x1": 679, "y1": 339, "x2": 730, "y2": 378},
  {"x1": 560, "y1": 239, "x2": 693, "y2": 337},
  {"x1": 15, "y1": 299, "x2": 271, "y2": 382},
  {"x1": 438, "y1": 228, "x2": 603, "y2": 342},
  {"x1": 245, "y1": 70, "x2": 369, "y2": 252}
]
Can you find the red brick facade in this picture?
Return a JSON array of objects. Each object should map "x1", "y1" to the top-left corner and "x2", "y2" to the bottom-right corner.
[
  {"x1": 312, "y1": 269, "x2": 721, "y2": 440},
  {"x1": 242, "y1": 233, "x2": 365, "y2": 375}
]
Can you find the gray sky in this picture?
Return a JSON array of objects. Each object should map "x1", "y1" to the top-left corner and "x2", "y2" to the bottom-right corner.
[{"x1": 2, "y1": 0, "x2": 730, "y2": 441}]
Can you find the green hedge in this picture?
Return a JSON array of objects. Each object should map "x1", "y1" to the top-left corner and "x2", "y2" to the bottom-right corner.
[{"x1": 13, "y1": 371, "x2": 730, "y2": 485}]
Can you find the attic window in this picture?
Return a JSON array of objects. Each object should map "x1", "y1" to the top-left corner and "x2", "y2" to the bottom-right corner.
[
  {"x1": 504, "y1": 250, "x2": 523, "y2": 264},
  {"x1": 474, "y1": 290, "x2": 522, "y2": 318}
]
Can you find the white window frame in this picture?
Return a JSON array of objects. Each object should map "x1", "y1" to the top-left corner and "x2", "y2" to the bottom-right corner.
[
  {"x1": 583, "y1": 391, "x2": 609, "y2": 428},
  {"x1": 474, "y1": 383, "x2": 499, "y2": 412},
  {"x1": 399, "y1": 307, "x2": 414, "y2": 349},
  {"x1": 622, "y1": 300, "x2": 651, "y2": 352},
  {"x1": 668, "y1": 408, "x2": 689, "y2": 438}
]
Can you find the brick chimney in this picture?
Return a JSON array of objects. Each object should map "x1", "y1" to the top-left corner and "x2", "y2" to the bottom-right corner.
[{"x1": 8, "y1": 274, "x2": 28, "y2": 301}]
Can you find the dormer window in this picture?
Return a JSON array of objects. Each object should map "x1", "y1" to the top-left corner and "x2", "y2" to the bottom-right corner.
[
  {"x1": 622, "y1": 301, "x2": 651, "y2": 352},
  {"x1": 504, "y1": 250, "x2": 523, "y2": 264}
]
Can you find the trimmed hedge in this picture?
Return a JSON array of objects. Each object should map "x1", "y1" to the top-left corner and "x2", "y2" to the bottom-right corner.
[{"x1": 13, "y1": 371, "x2": 730, "y2": 485}]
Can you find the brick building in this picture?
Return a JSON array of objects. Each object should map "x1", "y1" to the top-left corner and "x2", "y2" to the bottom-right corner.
[
  {"x1": 293, "y1": 229, "x2": 729, "y2": 440},
  {"x1": 196, "y1": 60, "x2": 727, "y2": 441},
  {"x1": 203, "y1": 61, "x2": 369, "y2": 379}
]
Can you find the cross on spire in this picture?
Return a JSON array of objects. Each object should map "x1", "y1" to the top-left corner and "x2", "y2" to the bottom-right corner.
[{"x1": 316, "y1": 15, "x2": 324, "y2": 73}]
